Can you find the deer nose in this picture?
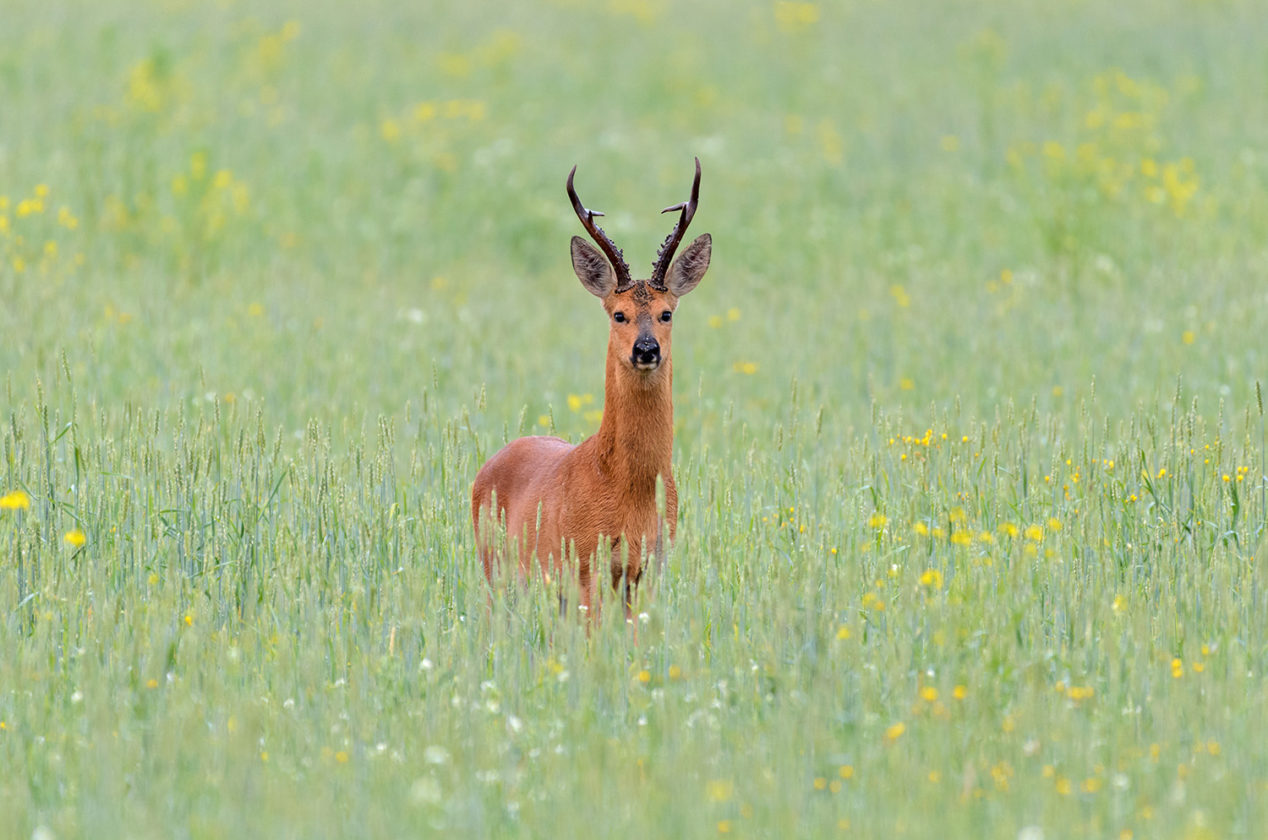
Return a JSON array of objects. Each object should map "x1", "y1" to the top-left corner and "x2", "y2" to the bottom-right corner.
[{"x1": 632, "y1": 336, "x2": 660, "y2": 368}]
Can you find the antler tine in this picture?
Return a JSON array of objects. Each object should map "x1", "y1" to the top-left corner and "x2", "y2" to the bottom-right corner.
[
  {"x1": 649, "y1": 157, "x2": 702, "y2": 290},
  {"x1": 567, "y1": 165, "x2": 633, "y2": 292}
]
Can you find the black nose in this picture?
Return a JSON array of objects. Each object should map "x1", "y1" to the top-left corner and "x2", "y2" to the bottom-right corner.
[{"x1": 632, "y1": 336, "x2": 660, "y2": 367}]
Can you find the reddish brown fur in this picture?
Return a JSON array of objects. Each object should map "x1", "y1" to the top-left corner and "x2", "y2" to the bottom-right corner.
[
  {"x1": 471, "y1": 283, "x2": 684, "y2": 616},
  {"x1": 471, "y1": 165, "x2": 710, "y2": 619}
]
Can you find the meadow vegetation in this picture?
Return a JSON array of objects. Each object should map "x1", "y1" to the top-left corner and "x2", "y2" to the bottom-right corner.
[{"x1": 2, "y1": 0, "x2": 1267, "y2": 836}]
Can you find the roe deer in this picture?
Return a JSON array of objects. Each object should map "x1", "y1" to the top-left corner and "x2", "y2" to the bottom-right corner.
[{"x1": 471, "y1": 158, "x2": 711, "y2": 618}]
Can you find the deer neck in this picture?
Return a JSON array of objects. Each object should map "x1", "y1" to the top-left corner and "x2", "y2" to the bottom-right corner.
[{"x1": 594, "y1": 352, "x2": 674, "y2": 489}]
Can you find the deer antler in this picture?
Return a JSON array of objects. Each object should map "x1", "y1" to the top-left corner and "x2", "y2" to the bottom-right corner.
[
  {"x1": 649, "y1": 157, "x2": 702, "y2": 291},
  {"x1": 567, "y1": 166, "x2": 634, "y2": 293}
]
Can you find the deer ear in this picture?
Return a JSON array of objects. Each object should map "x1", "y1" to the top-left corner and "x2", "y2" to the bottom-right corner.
[
  {"x1": 665, "y1": 233, "x2": 711, "y2": 297},
  {"x1": 571, "y1": 236, "x2": 616, "y2": 298}
]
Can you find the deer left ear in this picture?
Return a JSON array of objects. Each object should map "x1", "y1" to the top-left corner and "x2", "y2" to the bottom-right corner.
[
  {"x1": 572, "y1": 235, "x2": 617, "y2": 298},
  {"x1": 665, "y1": 233, "x2": 711, "y2": 297}
]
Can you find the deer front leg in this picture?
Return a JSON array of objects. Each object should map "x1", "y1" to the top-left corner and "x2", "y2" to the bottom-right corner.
[
  {"x1": 577, "y1": 543, "x2": 600, "y2": 625},
  {"x1": 609, "y1": 537, "x2": 645, "y2": 621}
]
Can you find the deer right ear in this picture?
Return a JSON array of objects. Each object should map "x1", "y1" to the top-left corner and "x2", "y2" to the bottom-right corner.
[
  {"x1": 571, "y1": 236, "x2": 617, "y2": 298},
  {"x1": 665, "y1": 233, "x2": 711, "y2": 297}
]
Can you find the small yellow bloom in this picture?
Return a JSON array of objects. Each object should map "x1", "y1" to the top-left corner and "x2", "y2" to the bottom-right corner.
[
  {"x1": 867, "y1": 513, "x2": 887, "y2": 529},
  {"x1": 707, "y1": 779, "x2": 733, "y2": 801},
  {"x1": 668, "y1": 665, "x2": 682, "y2": 680},
  {"x1": 0, "y1": 490, "x2": 31, "y2": 510},
  {"x1": 733, "y1": 361, "x2": 758, "y2": 375},
  {"x1": 838, "y1": 764, "x2": 854, "y2": 779},
  {"x1": 918, "y1": 568, "x2": 943, "y2": 589},
  {"x1": 773, "y1": 2, "x2": 820, "y2": 34},
  {"x1": 836, "y1": 625, "x2": 851, "y2": 640},
  {"x1": 336, "y1": 750, "x2": 349, "y2": 763},
  {"x1": 1024, "y1": 524, "x2": 1044, "y2": 542},
  {"x1": 637, "y1": 669, "x2": 651, "y2": 684},
  {"x1": 813, "y1": 776, "x2": 827, "y2": 790},
  {"x1": 63, "y1": 529, "x2": 87, "y2": 547},
  {"x1": 1171, "y1": 658, "x2": 1184, "y2": 678},
  {"x1": 920, "y1": 686, "x2": 938, "y2": 702},
  {"x1": 885, "y1": 722, "x2": 906, "y2": 741},
  {"x1": 953, "y1": 684, "x2": 967, "y2": 700}
]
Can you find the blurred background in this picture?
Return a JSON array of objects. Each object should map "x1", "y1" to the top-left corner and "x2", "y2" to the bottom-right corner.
[{"x1": 4, "y1": 0, "x2": 1267, "y2": 444}]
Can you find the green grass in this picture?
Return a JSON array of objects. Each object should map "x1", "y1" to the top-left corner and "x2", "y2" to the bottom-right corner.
[{"x1": 3, "y1": 0, "x2": 1267, "y2": 837}]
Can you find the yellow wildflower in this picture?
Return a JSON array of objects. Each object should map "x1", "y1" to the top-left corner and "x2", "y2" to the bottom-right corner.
[
  {"x1": 706, "y1": 779, "x2": 733, "y2": 801},
  {"x1": 0, "y1": 490, "x2": 31, "y2": 510}
]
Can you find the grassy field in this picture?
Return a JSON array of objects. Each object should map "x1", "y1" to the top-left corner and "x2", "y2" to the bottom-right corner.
[{"x1": 3, "y1": 0, "x2": 1268, "y2": 836}]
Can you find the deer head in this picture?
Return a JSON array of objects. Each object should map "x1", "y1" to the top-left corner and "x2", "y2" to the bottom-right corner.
[{"x1": 568, "y1": 158, "x2": 711, "y2": 383}]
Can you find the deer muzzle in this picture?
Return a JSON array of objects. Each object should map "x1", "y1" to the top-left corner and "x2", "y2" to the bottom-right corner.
[{"x1": 632, "y1": 335, "x2": 661, "y2": 370}]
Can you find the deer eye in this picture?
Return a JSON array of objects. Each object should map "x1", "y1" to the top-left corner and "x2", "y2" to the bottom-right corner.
[
  {"x1": 659, "y1": 310, "x2": 672, "y2": 323},
  {"x1": 613, "y1": 311, "x2": 627, "y2": 323}
]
